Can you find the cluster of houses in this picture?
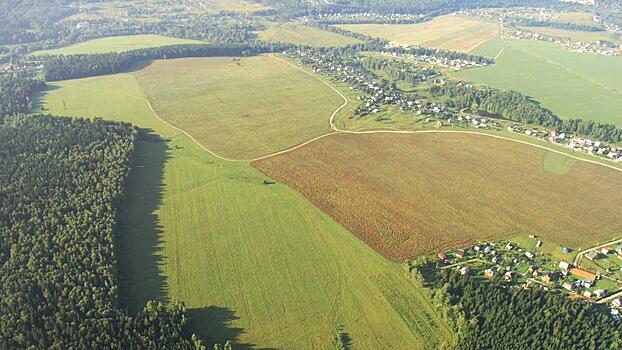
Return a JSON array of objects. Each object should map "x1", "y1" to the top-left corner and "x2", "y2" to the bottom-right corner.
[
  {"x1": 505, "y1": 125, "x2": 622, "y2": 163},
  {"x1": 507, "y1": 28, "x2": 621, "y2": 56},
  {"x1": 309, "y1": 12, "x2": 424, "y2": 24},
  {"x1": 437, "y1": 237, "x2": 622, "y2": 315},
  {"x1": 379, "y1": 50, "x2": 488, "y2": 70},
  {"x1": 290, "y1": 49, "x2": 459, "y2": 119}
]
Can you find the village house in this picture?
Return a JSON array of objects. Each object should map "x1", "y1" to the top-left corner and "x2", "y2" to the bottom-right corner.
[
  {"x1": 562, "y1": 282, "x2": 575, "y2": 291},
  {"x1": 612, "y1": 299, "x2": 622, "y2": 308},
  {"x1": 484, "y1": 268, "x2": 495, "y2": 278},
  {"x1": 559, "y1": 261, "x2": 571, "y2": 270},
  {"x1": 585, "y1": 251, "x2": 599, "y2": 261},
  {"x1": 456, "y1": 249, "x2": 465, "y2": 258},
  {"x1": 594, "y1": 289, "x2": 606, "y2": 298},
  {"x1": 602, "y1": 246, "x2": 612, "y2": 255},
  {"x1": 460, "y1": 266, "x2": 471, "y2": 275},
  {"x1": 570, "y1": 268, "x2": 597, "y2": 283},
  {"x1": 437, "y1": 252, "x2": 448, "y2": 262}
]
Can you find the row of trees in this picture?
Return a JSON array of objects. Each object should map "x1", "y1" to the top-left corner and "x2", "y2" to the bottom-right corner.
[
  {"x1": 0, "y1": 115, "x2": 206, "y2": 349},
  {"x1": 434, "y1": 271, "x2": 622, "y2": 350},
  {"x1": 0, "y1": 76, "x2": 46, "y2": 121},
  {"x1": 430, "y1": 83, "x2": 622, "y2": 143},
  {"x1": 42, "y1": 42, "x2": 289, "y2": 81},
  {"x1": 513, "y1": 19, "x2": 604, "y2": 32}
]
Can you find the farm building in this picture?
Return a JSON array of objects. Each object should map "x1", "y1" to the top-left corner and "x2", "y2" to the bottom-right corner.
[
  {"x1": 536, "y1": 240, "x2": 542, "y2": 248},
  {"x1": 525, "y1": 251, "x2": 534, "y2": 259},
  {"x1": 585, "y1": 251, "x2": 599, "y2": 261},
  {"x1": 570, "y1": 268, "x2": 597, "y2": 282}
]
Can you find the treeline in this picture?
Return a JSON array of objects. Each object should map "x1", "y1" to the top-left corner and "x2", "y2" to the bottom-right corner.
[
  {"x1": 42, "y1": 43, "x2": 287, "y2": 81},
  {"x1": 515, "y1": 19, "x2": 604, "y2": 32},
  {"x1": 430, "y1": 83, "x2": 622, "y2": 143},
  {"x1": 0, "y1": 115, "x2": 209, "y2": 349},
  {"x1": 434, "y1": 271, "x2": 622, "y2": 350},
  {"x1": 0, "y1": 76, "x2": 46, "y2": 121},
  {"x1": 362, "y1": 57, "x2": 439, "y2": 85},
  {"x1": 390, "y1": 46, "x2": 494, "y2": 65},
  {"x1": 258, "y1": 0, "x2": 563, "y2": 18}
]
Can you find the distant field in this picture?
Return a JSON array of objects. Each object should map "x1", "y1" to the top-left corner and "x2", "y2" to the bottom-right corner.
[
  {"x1": 460, "y1": 39, "x2": 622, "y2": 126},
  {"x1": 205, "y1": 0, "x2": 267, "y2": 12},
  {"x1": 557, "y1": 11, "x2": 598, "y2": 25},
  {"x1": 519, "y1": 26, "x2": 622, "y2": 45},
  {"x1": 258, "y1": 22, "x2": 363, "y2": 47},
  {"x1": 253, "y1": 132, "x2": 622, "y2": 260},
  {"x1": 338, "y1": 15, "x2": 499, "y2": 52},
  {"x1": 33, "y1": 66, "x2": 452, "y2": 349},
  {"x1": 134, "y1": 55, "x2": 341, "y2": 159},
  {"x1": 32, "y1": 35, "x2": 205, "y2": 55}
]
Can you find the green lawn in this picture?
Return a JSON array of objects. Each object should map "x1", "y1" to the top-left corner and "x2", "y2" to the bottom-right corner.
[
  {"x1": 135, "y1": 55, "x2": 341, "y2": 160},
  {"x1": 31, "y1": 34, "x2": 205, "y2": 56},
  {"x1": 33, "y1": 67, "x2": 452, "y2": 349},
  {"x1": 457, "y1": 39, "x2": 622, "y2": 126},
  {"x1": 258, "y1": 22, "x2": 362, "y2": 47}
]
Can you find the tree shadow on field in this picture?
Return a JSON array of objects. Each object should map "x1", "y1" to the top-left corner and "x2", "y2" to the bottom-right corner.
[
  {"x1": 116, "y1": 128, "x2": 171, "y2": 313},
  {"x1": 187, "y1": 306, "x2": 276, "y2": 350}
]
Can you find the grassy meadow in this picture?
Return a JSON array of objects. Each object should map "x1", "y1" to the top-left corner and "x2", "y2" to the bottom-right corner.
[
  {"x1": 338, "y1": 15, "x2": 499, "y2": 52},
  {"x1": 461, "y1": 39, "x2": 622, "y2": 126},
  {"x1": 32, "y1": 34, "x2": 205, "y2": 55},
  {"x1": 33, "y1": 64, "x2": 452, "y2": 349},
  {"x1": 253, "y1": 132, "x2": 622, "y2": 260},
  {"x1": 135, "y1": 55, "x2": 341, "y2": 160},
  {"x1": 519, "y1": 26, "x2": 622, "y2": 46},
  {"x1": 258, "y1": 22, "x2": 362, "y2": 47}
]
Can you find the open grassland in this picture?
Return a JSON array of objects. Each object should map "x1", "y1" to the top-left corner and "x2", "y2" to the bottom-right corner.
[
  {"x1": 205, "y1": 0, "x2": 267, "y2": 12},
  {"x1": 557, "y1": 11, "x2": 599, "y2": 25},
  {"x1": 519, "y1": 26, "x2": 622, "y2": 45},
  {"x1": 135, "y1": 55, "x2": 342, "y2": 160},
  {"x1": 33, "y1": 67, "x2": 452, "y2": 349},
  {"x1": 253, "y1": 132, "x2": 622, "y2": 260},
  {"x1": 32, "y1": 35, "x2": 205, "y2": 56},
  {"x1": 338, "y1": 15, "x2": 499, "y2": 52},
  {"x1": 461, "y1": 39, "x2": 622, "y2": 126},
  {"x1": 258, "y1": 22, "x2": 363, "y2": 47}
]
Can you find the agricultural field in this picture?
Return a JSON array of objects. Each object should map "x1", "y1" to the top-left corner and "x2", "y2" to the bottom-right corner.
[
  {"x1": 519, "y1": 26, "x2": 622, "y2": 45},
  {"x1": 33, "y1": 64, "x2": 452, "y2": 349},
  {"x1": 134, "y1": 55, "x2": 342, "y2": 160},
  {"x1": 253, "y1": 132, "x2": 622, "y2": 261},
  {"x1": 459, "y1": 39, "x2": 622, "y2": 126},
  {"x1": 204, "y1": 0, "x2": 267, "y2": 13},
  {"x1": 337, "y1": 15, "x2": 500, "y2": 52},
  {"x1": 31, "y1": 35, "x2": 205, "y2": 55},
  {"x1": 257, "y1": 22, "x2": 363, "y2": 47}
]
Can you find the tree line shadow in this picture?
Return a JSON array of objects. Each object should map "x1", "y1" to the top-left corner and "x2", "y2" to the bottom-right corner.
[{"x1": 115, "y1": 129, "x2": 269, "y2": 349}]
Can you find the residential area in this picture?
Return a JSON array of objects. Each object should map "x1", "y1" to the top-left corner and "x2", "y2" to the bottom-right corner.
[{"x1": 437, "y1": 235, "x2": 622, "y2": 319}]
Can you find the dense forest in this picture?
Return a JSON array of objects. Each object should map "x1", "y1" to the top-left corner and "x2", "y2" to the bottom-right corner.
[
  {"x1": 434, "y1": 271, "x2": 622, "y2": 350},
  {"x1": 0, "y1": 77, "x2": 46, "y2": 121},
  {"x1": 42, "y1": 43, "x2": 289, "y2": 81},
  {"x1": 430, "y1": 83, "x2": 622, "y2": 143},
  {"x1": 0, "y1": 115, "x2": 204, "y2": 349}
]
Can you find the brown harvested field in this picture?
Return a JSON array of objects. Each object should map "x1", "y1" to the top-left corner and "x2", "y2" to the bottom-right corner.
[{"x1": 252, "y1": 132, "x2": 622, "y2": 260}]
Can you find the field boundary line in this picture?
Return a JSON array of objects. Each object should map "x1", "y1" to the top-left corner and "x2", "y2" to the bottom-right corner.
[{"x1": 131, "y1": 55, "x2": 622, "y2": 174}]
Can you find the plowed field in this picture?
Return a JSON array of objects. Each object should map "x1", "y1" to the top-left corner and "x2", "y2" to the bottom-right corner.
[{"x1": 253, "y1": 132, "x2": 622, "y2": 260}]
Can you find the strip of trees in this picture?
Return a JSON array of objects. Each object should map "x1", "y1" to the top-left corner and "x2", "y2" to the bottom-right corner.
[
  {"x1": 0, "y1": 115, "x2": 206, "y2": 349},
  {"x1": 0, "y1": 76, "x2": 46, "y2": 121},
  {"x1": 42, "y1": 42, "x2": 289, "y2": 81},
  {"x1": 430, "y1": 83, "x2": 622, "y2": 143},
  {"x1": 434, "y1": 271, "x2": 622, "y2": 350}
]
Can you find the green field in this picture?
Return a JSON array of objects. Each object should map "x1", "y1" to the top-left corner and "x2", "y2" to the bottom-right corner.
[
  {"x1": 338, "y1": 15, "x2": 499, "y2": 52},
  {"x1": 135, "y1": 55, "x2": 341, "y2": 160},
  {"x1": 32, "y1": 34, "x2": 205, "y2": 55},
  {"x1": 460, "y1": 39, "x2": 622, "y2": 126},
  {"x1": 33, "y1": 63, "x2": 452, "y2": 349},
  {"x1": 519, "y1": 26, "x2": 622, "y2": 45},
  {"x1": 258, "y1": 22, "x2": 363, "y2": 47}
]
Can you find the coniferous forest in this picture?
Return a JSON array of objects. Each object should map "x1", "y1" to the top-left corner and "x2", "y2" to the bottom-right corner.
[
  {"x1": 0, "y1": 115, "x2": 204, "y2": 349},
  {"x1": 435, "y1": 271, "x2": 622, "y2": 350}
]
